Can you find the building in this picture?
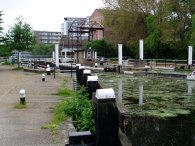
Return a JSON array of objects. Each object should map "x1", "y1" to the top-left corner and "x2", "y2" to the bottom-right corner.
[
  {"x1": 89, "y1": 9, "x2": 105, "y2": 40},
  {"x1": 60, "y1": 17, "x2": 90, "y2": 63},
  {"x1": 59, "y1": 15, "x2": 105, "y2": 65},
  {"x1": 90, "y1": 9, "x2": 120, "y2": 44},
  {"x1": 61, "y1": 17, "x2": 89, "y2": 36},
  {"x1": 34, "y1": 31, "x2": 61, "y2": 44}
]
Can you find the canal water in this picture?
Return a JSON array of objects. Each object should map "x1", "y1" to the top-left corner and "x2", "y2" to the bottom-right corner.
[{"x1": 98, "y1": 73, "x2": 195, "y2": 146}]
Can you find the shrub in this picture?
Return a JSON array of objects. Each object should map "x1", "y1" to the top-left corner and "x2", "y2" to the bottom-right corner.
[{"x1": 64, "y1": 87, "x2": 95, "y2": 133}]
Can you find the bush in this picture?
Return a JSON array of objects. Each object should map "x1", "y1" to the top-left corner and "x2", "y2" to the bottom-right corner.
[
  {"x1": 2, "y1": 61, "x2": 11, "y2": 65},
  {"x1": 63, "y1": 87, "x2": 95, "y2": 133}
]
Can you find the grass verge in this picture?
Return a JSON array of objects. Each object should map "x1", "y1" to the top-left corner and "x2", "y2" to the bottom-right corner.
[
  {"x1": 2, "y1": 61, "x2": 11, "y2": 65},
  {"x1": 41, "y1": 78, "x2": 75, "y2": 143},
  {"x1": 15, "y1": 103, "x2": 27, "y2": 109},
  {"x1": 41, "y1": 78, "x2": 95, "y2": 143},
  {"x1": 12, "y1": 67, "x2": 24, "y2": 71}
]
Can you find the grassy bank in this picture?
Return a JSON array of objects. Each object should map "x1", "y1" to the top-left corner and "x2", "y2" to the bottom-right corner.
[{"x1": 42, "y1": 77, "x2": 94, "y2": 143}]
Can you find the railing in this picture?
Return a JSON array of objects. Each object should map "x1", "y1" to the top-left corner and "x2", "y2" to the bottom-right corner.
[
  {"x1": 0, "y1": 57, "x2": 8, "y2": 63},
  {"x1": 111, "y1": 58, "x2": 190, "y2": 68}
]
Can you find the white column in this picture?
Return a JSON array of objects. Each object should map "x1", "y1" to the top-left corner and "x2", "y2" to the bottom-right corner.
[
  {"x1": 139, "y1": 84, "x2": 144, "y2": 106},
  {"x1": 18, "y1": 52, "x2": 21, "y2": 63},
  {"x1": 65, "y1": 51, "x2": 67, "y2": 59},
  {"x1": 83, "y1": 51, "x2": 85, "y2": 59},
  {"x1": 95, "y1": 51, "x2": 97, "y2": 60},
  {"x1": 118, "y1": 44, "x2": 123, "y2": 65},
  {"x1": 188, "y1": 46, "x2": 193, "y2": 65},
  {"x1": 52, "y1": 51, "x2": 55, "y2": 63},
  {"x1": 55, "y1": 44, "x2": 59, "y2": 67},
  {"x1": 139, "y1": 39, "x2": 144, "y2": 60}
]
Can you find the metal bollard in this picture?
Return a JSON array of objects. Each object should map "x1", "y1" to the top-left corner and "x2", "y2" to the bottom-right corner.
[
  {"x1": 42, "y1": 74, "x2": 45, "y2": 82},
  {"x1": 19, "y1": 89, "x2": 26, "y2": 105}
]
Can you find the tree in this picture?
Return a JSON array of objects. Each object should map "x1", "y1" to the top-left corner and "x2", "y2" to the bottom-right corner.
[
  {"x1": 32, "y1": 43, "x2": 54, "y2": 55},
  {"x1": 0, "y1": 11, "x2": 3, "y2": 43},
  {"x1": 190, "y1": 14, "x2": 195, "y2": 58},
  {"x1": 0, "y1": 11, "x2": 11, "y2": 57},
  {"x1": 5, "y1": 16, "x2": 35, "y2": 67},
  {"x1": 84, "y1": 39, "x2": 117, "y2": 58},
  {"x1": 103, "y1": 0, "x2": 195, "y2": 59},
  {"x1": 102, "y1": 0, "x2": 161, "y2": 57}
]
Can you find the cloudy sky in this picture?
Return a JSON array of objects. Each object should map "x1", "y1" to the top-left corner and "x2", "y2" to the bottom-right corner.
[{"x1": 1, "y1": 0, "x2": 104, "y2": 32}]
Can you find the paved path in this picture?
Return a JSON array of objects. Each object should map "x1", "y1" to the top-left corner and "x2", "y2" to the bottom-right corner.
[{"x1": 0, "y1": 65, "x2": 71, "y2": 146}]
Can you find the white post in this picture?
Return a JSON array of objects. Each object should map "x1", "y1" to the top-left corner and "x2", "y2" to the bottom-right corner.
[
  {"x1": 52, "y1": 51, "x2": 55, "y2": 63},
  {"x1": 65, "y1": 51, "x2": 67, "y2": 60},
  {"x1": 118, "y1": 44, "x2": 123, "y2": 65},
  {"x1": 139, "y1": 84, "x2": 144, "y2": 106},
  {"x1": 55, "y1": 44, "x2": 59, "y2": 67},
  {"x1": 18, "y1": 52, "x2": 21, "y2": 64},
  {"x1": 188, "y1": 46, "x2": 193, "y2": 65},
  {"x1": 83, "y1": 51, "x2": 86, "y2": 59},
  {"x1": 95, "y1": 51, "x2": 97, "y2": 60},
  {"x1": 139, "y1": 39, "x2": 144, "y2": 60}
]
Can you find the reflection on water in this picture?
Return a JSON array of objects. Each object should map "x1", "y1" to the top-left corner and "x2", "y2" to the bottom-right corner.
[
  {"x1": 139, "y1": 84, "x2": 144, "y2": 106},
  {"x1": 118, "y1": 79, "x2": 122, "y2": 103},
  {"x1": 187, "y1": 81, "x2": 195, "y2": 95},
  {"x1": 98, "y1": 73, "x2": 195, "y2": 146},
  {"x1": 117, "y1": 80, "x2": 144, "y2": 106}
]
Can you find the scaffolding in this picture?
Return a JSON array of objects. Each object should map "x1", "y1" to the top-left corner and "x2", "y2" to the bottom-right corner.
[{"x1": 67, "y1": 18, "x2": 104, "y2": 63}]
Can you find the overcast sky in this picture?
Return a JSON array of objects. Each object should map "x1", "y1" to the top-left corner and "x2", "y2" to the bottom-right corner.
[{"x1": 1, "y1": 0, "x2": 104, "y2": 32}]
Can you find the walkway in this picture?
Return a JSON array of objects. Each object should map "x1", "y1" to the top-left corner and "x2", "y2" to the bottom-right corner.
[{"x1": 0, "y1": 65, "x2": 71, "y2": 146}]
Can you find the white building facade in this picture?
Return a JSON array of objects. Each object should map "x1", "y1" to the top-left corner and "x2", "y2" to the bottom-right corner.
[{"x1": 34, "y1": 31, "x2": 61, "y2": 44}]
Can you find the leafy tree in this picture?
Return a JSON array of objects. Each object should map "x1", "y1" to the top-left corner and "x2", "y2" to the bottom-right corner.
[
  {"x1": 32, "y1": 43, "x2": 54, "y2": 55},
  {"x1": 0, "y1": 11, "x2": 3, "y2": 43},
  {"x1": 190, "y1": 14, "x2": 195, "y2": 58},
  {"x1": 102, "y1": 0, "x2": 161, "y2": 57},
  {"x1": 190, "y1": 14, "x2": 195, "y2": 47},
  {"x1": 0, "y1": 11, "x2": 11, "y2": 57},
  {"x1": 5, "y1": 16, "x2": 35, "y2": 67},
  {"x1": 103, "y1": 0, "x2": 195, "y2": 59},
  {"x1": 145, "y1": 15, "x2": 162, "y2": 58},
  {"x1": 84, "y1": 39, "x2": 117, "y2": 57}
]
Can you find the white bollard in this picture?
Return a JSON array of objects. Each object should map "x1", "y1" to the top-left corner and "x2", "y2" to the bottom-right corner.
[
  {"x1": 46, "y1": 67, "x2": 51, "y2": 75},
  {"x1": 42, "y1": 74, "x2": 45, "y2": 82},
  {"x1": 95, "y1": 63, "x2": 98, "y2": 68},
  {"x1": 19, "y1": 89, "x2": 26, "y2": 104}
]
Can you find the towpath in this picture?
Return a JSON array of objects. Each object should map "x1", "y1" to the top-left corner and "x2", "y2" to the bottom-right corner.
[{"x1": 0, "y1": 65, "x2": 72, "y2": 146}]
